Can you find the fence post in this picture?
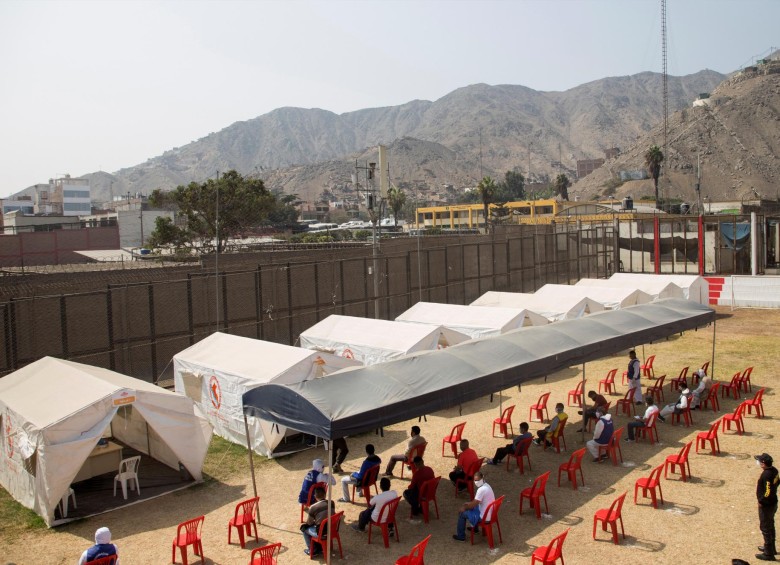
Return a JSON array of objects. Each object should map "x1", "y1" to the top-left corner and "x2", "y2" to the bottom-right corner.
[
  {"x1": 148, "y1": 283, "x2": 158, "y2": 382},
  {"x1": 698, "y1": 216, "x2": 705, "y2": 275},
  {"x1": 254, "y1": 267, "x2": 262, "y2": 339},
  {"x1": 654, "y1": 217, "x2": 661, "y2": 274},
  {"x1": 106, "y1": 287, "x2": 116, "y2": 370},
  {"x1": 186, "y1": 274, "x2": 195, "y2": 345},
  {"x1": 286, "y1": 263, "x2": 294, "y2": 345},
  {"x1": 314, "y1": 262, "x2": 321, "y2": 322},
  {"x1": 60, "y1": 296, "x2": 69, "y2": 359}
]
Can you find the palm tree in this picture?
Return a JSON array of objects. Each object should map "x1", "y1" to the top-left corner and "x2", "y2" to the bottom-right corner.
[
  {"x1": 386, "y1": 186, "x2": 407, "y2": 227},
  {"x1": 477, "y1": 176, "x2": 496, "y2": 232},
  {"x1": 554, "y1": 174, "x2": 570, "y2": 201},
  {"x1": 644, "y1": 145, "x2": 664, "y2": 209}
]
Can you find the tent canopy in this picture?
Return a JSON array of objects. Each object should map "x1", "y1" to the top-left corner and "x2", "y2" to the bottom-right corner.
[
  {"x1": 243, "y1": 299, "x2": 714, "y2": 440},
  {"x1": 173, "y1": 332, "x2": 360, "y2": 457},
  {"x1": 395, "y1": 301, "x2": 548, "y2": 338},
  {"x1": 299, "y1": 315, "x2": 470, "y2": 365},
  {"x1": 608, "y1": 273, "x2": 709, "y2": 304},
  {"x1": 471, "y1": 290, "x2": 605, "y2": 321},
  {"x1": 535, "y1": 283, "x2": 653, "y2": 310},
  {"x1": 0, "y1": 357, "x2": 212, "y2": 526},
  {"x1": 576, "y1": 276, "x2": 684, "y2": 301}
]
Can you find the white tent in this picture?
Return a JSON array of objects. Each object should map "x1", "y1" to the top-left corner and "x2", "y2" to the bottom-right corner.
[
  {"x1": 470, "y1": 291, "x2": 605, "y2": 322},
  {"x1": 299, "y1": 315, "x2": 470, "y2": 365},
  {"x1": 576, "y1": 276, "x2": 685, "y2": 301},
  {"x1": 534, "y1": 283, "x2": 653, "y2": 310},
  {"x1": 608, "y1": 273, "x2": 709, "y2": 304},
  {"x1": 0, "y1": 357, "x2": 212, "y2": 526},
  {"x1": 173, "y1": 333, "x2": 360, "y2": 457},
  {"x1": 395, "y1": 301, "x2": 548, "y2": 338}
]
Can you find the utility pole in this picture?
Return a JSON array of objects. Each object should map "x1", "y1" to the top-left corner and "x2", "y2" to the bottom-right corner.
[
  {"x1": 661, "y1": 0, "x2": 669, "y2": 212},
  {"x1": 356, "y1": 158, "x2": 381, "y2": 319},
  {"x1": 528, "y1": 143, "x2": 534, "y2": 200},
  {"x1": 479, "y1": 128, "x2": 483, "y2": 180},
  {"x1": 215, "y1": 171, "x2": 220, "y2": 331},
  {"x1": 696, "y1": 152, "x2": 703, "y2": 214}
]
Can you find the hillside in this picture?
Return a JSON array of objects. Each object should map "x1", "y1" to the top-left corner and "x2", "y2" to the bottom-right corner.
[{"x1": 51, "y1": 69, "x2": 725, "y2": 205}]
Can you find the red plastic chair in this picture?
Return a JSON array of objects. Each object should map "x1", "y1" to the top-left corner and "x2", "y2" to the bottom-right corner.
[
  {"x1": 519, "y1": 471, "x2": 551, "y2": 520},
  {"x1": 671, "y1": 398, "x2": 694, "y2": 427},
  {"x1": 507, "y1": 437, "x2": 533, "y2": 474},
  {"x1": 745, "y1": 388, "x2": 765, "y2": 418},
  {"x1": 301, "y1": 481, "x2": 327, "y2": 522},
  {"x1": 721, "y1": 372, "x2": 741, "y2": 400},
  {"x1": 529, "y1": 392, "x2": 551, "y2": 423},
  {"x1": 634, "y1": 464, "x2": 664, "y2": 508},
  {"x1": 615, "y1": 389, "x2": 636, "y2": 417},
  {"x1": 85, "y1": 557, "x2": 117, "y2": 565},
  {"x1": 414, "y1": 476, "x2": 441, "y2": 523},
  {"x1": 172, "y1": 515, "x2": 205, "y2": 565},
  {"x1": 647, "y1": 375, "x2": 666, "y2": 404},
  {"x1": 636, "y1": 412, "x2": 659, "y2": 445},
  {"x1": 597, "y1": 426, "x2": 624, "y2": 466},
  {"x1": 670, "y1": 366, "x2": 689, "y2": 393},
  {"x1": 567, "y1": 379, "x2": 586, "y2": 407},
  {"x1": 531, "y1": 528, "x2": 570, "y2": 565},
  {"x1": 704, "y1": 382, "x2": 721, "y2": 412},
  {"x1": 695, "y1": 419, "x2": 721, "y2": 455},
  {"x1": 493, "y1": 405, "x2": 516, "y2": 438},
  {"x1": 400, "y1": 442, "x2": 428, "y2": 479},
  {"x1": 394, "y1": 534, "x2": 431, "y2": 565},
  {"x1": 738, "y1": 366, "x2": 753, "y2": 393},
  {"x1": 454, "y1": 457, "x2": 484, "y2": 498},
  {"x1": 722, "y1": 401, "x2": 748, "y2": 435},
  {"x1": 598, "y1": 369, "x2": 618, "y2": 395},
  {"x1": 309, "y1": 510, "x2": 344, "y2": 560},
  {"x1": 471, "y1": 495, "x2": 505, "y2": 549},
  {"x1": 352, "y1": 465, "x2": 380, "y2": 503},
  {"x1": 593, "y1": 492, "x2": 627, "y2": 545},
  {"x1": 641, "y1": 354, "x2": 656, "y2": 378},
  {"x1": 249, "y1": 542, "x2": 281, "y2": 565},
  {"x1": 543, "y1": 418, "x2": 568, "y2": 453},
  {"x1": 368, "y1": 496, "x2": 401, "y2": 548},
  {"x1": 557, "y1": 448, "x2": 586, "y2": 490},
  {"x1": 441, "y1": 422, "x2": 466, "y2": 457},
  {"x1": 664, "y1": 441, "x2": 693, "y2": 482},
  {"x1": 228, "y1": 496, "x2": 259, "y2": 549}
]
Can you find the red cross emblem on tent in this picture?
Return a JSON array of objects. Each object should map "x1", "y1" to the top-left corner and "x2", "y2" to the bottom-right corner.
[
  {"x1": 342, "y1": 348, "x2": 354, "y2": 359},
  {"x1": 209, "y1": 375, "x2": 222, "y2": 410},
  {"x1": 4, "y1": 418, "x2": 13, "y2": 459}
]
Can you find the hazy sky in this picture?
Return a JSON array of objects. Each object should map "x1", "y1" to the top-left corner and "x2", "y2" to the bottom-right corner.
[{"x1": 1, "y1": 0, "x2": 777, "y2": 195}]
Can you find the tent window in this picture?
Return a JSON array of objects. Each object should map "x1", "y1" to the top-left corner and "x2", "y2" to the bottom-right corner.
[
  {"x1": 180, "y1": 372, "x2": 203, "y2": 402},
  {"x1": 23, "y1": 452, "x2": 36, "y2": 477}
]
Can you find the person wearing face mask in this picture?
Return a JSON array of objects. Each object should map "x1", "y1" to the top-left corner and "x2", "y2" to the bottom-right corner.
[
  {"x1": 452, "y1": 471, "x2": 495, "y2": 542},
  {"x1": 755, "y1": 453, "x2": 778, "y2": 561},
  {"x1": 690, "y1": 369, "x2": 712, "y2": 410}
]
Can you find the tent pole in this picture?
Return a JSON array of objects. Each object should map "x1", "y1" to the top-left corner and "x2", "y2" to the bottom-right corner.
[
  {"x1": 711, "y1": 317, "x2": 716, "y2": 379},
  {"x1": 581, "y1": 363, "x2": 586, "y2": 442},
  {"x1": 243, "y1": 413, "x2": 260, "y2": 525},
  {"x1": 325, "y1": 438, "x2": 333, "y2": 565}
]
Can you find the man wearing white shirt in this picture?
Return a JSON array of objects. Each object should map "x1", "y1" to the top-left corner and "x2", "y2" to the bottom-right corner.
[
  {"x1": 453, "y1": 471, "x2": 495, "y2": 541},
  {"x1": 352, "y1": 477, "x2": 398, "y2": 532},
  {"x1": 659, "y1": 389, "x2": 690, "y2": 422},
  {"x1": 626, "y1": 396, "x2": 659, "y2": 442}
]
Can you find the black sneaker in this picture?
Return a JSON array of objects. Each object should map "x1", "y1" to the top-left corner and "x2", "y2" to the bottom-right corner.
[
  {"x1": 452, "y1": 535, "x2": 466, "y2": 542},
  {"x1": 755, "y1": 554, "x2": 777, "y2": 561}
]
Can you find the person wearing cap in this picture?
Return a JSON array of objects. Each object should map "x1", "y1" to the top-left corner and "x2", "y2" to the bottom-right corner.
[
  {"x1": 384, "y1": 425, "x2": 426, "y2": 476},
  {"x1": 586, "y1": 409, "x2": 614, "y2": 462},
  {"x1": 755, "y1": 452, "x2": 778, "y2": 561},
  {"x1": 298, "y1": 459, "x2": 335, "y2": 506},
  {"x1": 690, "y1": 369, "x2": 713, "y2": 410},
  {"x1": 78, "y1": 527, "x2": 119, "y2": 564},
  {"x1": 658, "y1": 388, "x2": 691, "y2": 422}
]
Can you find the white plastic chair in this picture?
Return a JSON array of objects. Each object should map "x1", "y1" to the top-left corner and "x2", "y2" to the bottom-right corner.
[
  {"x1": 113, "y1": 456, "x2": 141, "y2": 500},
  {"x1": 59, "y1": 487, "x2": 77, "y2": 518}
]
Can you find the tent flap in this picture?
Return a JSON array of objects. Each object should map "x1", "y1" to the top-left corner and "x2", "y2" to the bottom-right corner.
[{"x1": 243, "y1": 299, "x2": 714, "y2": 440}]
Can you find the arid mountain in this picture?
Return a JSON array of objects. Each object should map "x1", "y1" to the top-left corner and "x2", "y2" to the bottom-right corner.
[
  {"x1": 573, "y1": 62, "x2": 780, "y2": 206},
  {"x1": 57, "y1": 69, "x2": 725, "y2": 205}
]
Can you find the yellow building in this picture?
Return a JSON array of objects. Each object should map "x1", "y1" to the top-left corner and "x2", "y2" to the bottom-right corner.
[{"x1": 415, "y1": 199, "x2": 560, "y2": 229}]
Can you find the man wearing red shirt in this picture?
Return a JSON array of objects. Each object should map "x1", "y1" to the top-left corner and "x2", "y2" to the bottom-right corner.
[
  {"x1": 449, "y1": 439, "x2": 478, "y2": 491},
  {"x1": 403, "y1": 456, "x2": 435, "y2": 517}
]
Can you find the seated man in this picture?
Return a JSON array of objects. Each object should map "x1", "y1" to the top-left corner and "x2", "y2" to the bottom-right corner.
[
  {"x1": 586, "y1": 410, "x2": 614, "y2": 462},
  {"x1": 301, "y1": 486, "x2": 335, "y2": 557},
  {"x1": 403, "y1": 456, "x2": 435, "y2": 517},
  {"x1": 452, "y1": 471, "x2": 495, "y2": 542},
  {"x1": 339, "y1": 444, "x2": 381, "y2": 502},
  {"x1": 448, "y1": 439, "x2": 478, "y2": 490},
  {"x1": 659, "y1": 388, "x2": 690, "y2": 422},
  {"x1": 298, "y1": 458, "x2": 335, "y2": 506},
  {"x1": 626, "y1": 396, "x2": 659, "y2": 442},
  {"x1": 576, "y1": 391, "x2": 608, "y2": 432},
  {"x1": 79, "y1": 527, "x2": 119, "y2": 565},
  {"x1": 487, "y1": 422, "x2": 532, "y2": 465},
  {"x1": 352, "y1": 477, "x2": 398, "y2": 532},
  {"x1": 690, "y1": 369, "x2": 712, "y2": 409},
  {"x1": 384, "y1": 425, "x2": 426, "y2": 476},
  {"x1": 533, "y1": 403, "x2": 568, "y2": 448}
]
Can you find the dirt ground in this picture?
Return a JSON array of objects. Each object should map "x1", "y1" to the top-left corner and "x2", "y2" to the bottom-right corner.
[{"x1": 2, "y1": 306, "x2": 778, "y2": 565}]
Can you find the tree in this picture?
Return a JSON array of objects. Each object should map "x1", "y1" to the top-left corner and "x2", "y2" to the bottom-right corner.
[
  {"x1": 554, "y1": 174, "x2": 571, "y2": 201},
  {"x1": 498, "y1": 170, "x2": 525, "y2": 201},
  {"x1": 386, "y1": 185, "x2": 407, "y2": 227},
  {"x1": 644, "y1": 145, "x2": 664, "y2": 209},
  {"x1": 148, "y1": 170, "x2": 273, "y2": 252},
  {"x1": 477, "y1": 176, "x2": 496, "y2": 232},
  {"x1": 266, "y1": 191, "x2": 300, "y2": 226}
]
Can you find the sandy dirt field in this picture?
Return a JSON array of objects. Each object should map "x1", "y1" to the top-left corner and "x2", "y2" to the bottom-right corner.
[{"x1": 1, "y1": 306, "x2": 778, "y2": 565}]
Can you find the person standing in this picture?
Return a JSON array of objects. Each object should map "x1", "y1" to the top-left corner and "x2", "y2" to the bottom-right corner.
[
  {"x1": 331, "y1": 437, "x2": 349, "y2": 474},
  {"x1": 755, "y1": 453, "x2": 778, "y2": 561},
  {"x1": 384, "y1": 426, "x2": 426, "y2": 476},
  {"x1": 627, "y1": 350, "x2": 643, "y2": 404}
]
